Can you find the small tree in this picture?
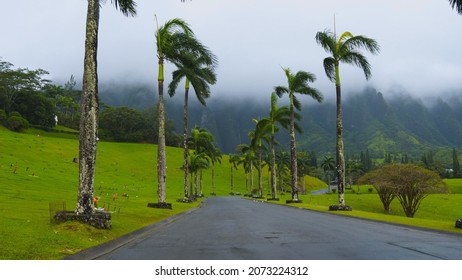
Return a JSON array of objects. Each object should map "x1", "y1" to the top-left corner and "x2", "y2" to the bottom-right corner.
[
  {"x1": 360, "y1": 164, "x2": 447, "y2": 217},
  {"x1": 359, "y1": 167, "x2": 396, "y2": 214}
]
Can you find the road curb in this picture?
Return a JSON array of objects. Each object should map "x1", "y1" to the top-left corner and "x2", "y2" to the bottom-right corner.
[{"x1": 63, "y1": 199, "x2": 206, "y2": 260}]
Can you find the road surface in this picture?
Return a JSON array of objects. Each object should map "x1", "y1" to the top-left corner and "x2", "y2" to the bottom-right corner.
[{"x1": 94, "y1": 196, "x2": 462, "y2": 260}]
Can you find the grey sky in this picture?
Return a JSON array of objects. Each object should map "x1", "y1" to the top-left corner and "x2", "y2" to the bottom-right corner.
[{"x1": 2, "y1": 0, "x2": 461, "y2": 100}]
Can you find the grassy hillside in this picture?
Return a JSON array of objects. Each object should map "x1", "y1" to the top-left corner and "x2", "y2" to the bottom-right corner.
[{"x1": 0, "y1": 125, "x2": 253, "y2": 259}]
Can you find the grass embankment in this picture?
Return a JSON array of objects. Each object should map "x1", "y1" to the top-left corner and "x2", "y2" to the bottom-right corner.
[
  {"x1": 264, "y1": 182, "x2": 462, "y2": 235},
  {"x1": 0, "y1": 126, "x2": 246, "y2": 259}
]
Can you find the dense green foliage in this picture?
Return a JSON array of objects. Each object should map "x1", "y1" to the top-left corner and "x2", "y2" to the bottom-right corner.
[
  {"x1": 98, "y1": 106, "x2": 180, "y2": 145},
  {"x1": 360, "y1": 164, "x2": 447, "y2": 217},
  {"x1": 0, "y1": 59, "x2": 55, "y2": 128}
]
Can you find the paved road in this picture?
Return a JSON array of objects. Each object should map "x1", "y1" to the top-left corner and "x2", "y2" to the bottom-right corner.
[{"x1": 96, "y1": 197, "x2": 462, "y2": 260}]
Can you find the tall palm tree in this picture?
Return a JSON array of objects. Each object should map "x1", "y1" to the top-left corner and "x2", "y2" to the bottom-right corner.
[
  {"x1": 76, "y1": 0, "x2": 136, "y2": 215},
  {"x1": 275, "y1": 150, "x2": 290, "y2": 193},
  {"x1": 228, "y1": 154, "x2": 241, "y2": 195},
  {"x1": 208, "y1": 147, "x2": 222, "y2": 195},
  {"x1": 315, "y1": 30, "x2": 379, "y2": 207},
  {"x1": 297, "y1": 151, "x2": 312, "y2": 194},
  {"x1": 154, "y1": 18, "x2": 196, "y2": 206},
  {"x1": 237, "y1": 144, "x2": 256, "y2": 196},
  {"x1": 256, "y1": 93, "x2": 298, "y2": 200},
  {"x1": 274, "y1": 68, "x2": 323, "y2": 201},
  {"x1": 250, "y1": 118, "x2": 271, "y2": 197},
  {"x1": 168, "y1": 46, "x2": 217, "y2": 199},
  {"x1": 188, "y1": 126, "x2": 216, "y2": 197},
  {"x1": 321, "y1": 155, "x2": 335, "y2": 193},
  {"x1": 449, "y1": 0, "x2": 462, "y2": 14},
  {"x1": 188, "y1": 152, "x2": 209, "y2": 197}
]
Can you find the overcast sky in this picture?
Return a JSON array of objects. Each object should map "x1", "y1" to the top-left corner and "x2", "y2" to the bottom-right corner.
[{"x1": 2, "y1": 0, "x2": 462, "y2": 101}]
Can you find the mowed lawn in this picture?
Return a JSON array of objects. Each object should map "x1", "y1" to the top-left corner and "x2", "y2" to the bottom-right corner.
[
  {"x1": 0, "y1": 126, "x2": 247, "y2": 259},
  {"x1": 1, "y1": 125, "x2": 462, "y2": 259}
]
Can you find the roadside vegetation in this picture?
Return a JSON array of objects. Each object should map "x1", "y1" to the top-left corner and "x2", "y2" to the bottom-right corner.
[{"x1": 1, "y1": 125, "x2": 462, "y2": 259}]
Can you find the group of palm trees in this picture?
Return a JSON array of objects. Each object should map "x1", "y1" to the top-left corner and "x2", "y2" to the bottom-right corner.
[
  {"x1": 75, "y1": 0, "x2": 219, "y2": 214},
  {"x1": 75, "y1": 0, "x2": 462, "y2": 215}
]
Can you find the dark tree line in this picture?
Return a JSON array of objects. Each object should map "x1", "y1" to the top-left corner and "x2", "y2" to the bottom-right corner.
[
  {"x1": 0, "y1": 58, "x2": 179, "y2": 144},
  {"x1": 0, "y1": 59, "x2": 56, "y2": 130}
]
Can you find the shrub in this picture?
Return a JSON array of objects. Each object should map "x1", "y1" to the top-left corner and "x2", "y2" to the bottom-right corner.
[
  {"x1": 359, "y1": 164, "x2": 447, "y2": 217},
  {"x1": 6, "y1": 113, "x2": 29, "y2": 132}
]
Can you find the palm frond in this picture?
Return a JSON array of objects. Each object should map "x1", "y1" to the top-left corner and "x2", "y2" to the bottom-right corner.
[
  {"x1": 111, "y1": 0, "x2": 137, "y2": 17},
  {"x1": 323, "y1": 57, "x2": 336, "y2": 82},
  {"x1": 337, "y1": 31, "x2": 353, "y2": 46},
  {"x1": 315, "y1": 30, "x2": 336, "y2": 54},
  {"x1": 296, "y1": 86, "x2": 323, "y2": 103},
  {"x1": 168, "y1": 69, "x2": 185, "y2": 97},
  {"x1": 342, "y1": 51, "x2": 372, "y2": 80},
  {"x1": 342, "y1": 35, "x2": 380, "y2": 56},
  {"x1": 449, "y1": 0, "x2": 462, "y2": 14},
  {"x1": 274, "y1": 86, "x2": 289, "y2": 97},
  {"x1": 292, "y1": 95, "x2": 302, "y2": 111}
]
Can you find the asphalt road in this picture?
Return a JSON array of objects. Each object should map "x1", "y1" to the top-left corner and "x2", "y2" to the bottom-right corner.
[{"x1": 91, "y1": 196, "x2": 462, "y2": 260}]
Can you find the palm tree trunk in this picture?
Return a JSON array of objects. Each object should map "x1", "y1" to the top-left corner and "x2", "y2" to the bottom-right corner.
[
  {"x1": 194, "y1": 173, "x2": 198, "y2": 196},
  {"x1": 245, "y1": 171, "x2": 249, "y2": 194},
  {"x1": 190, "y1": 172, "x2": 194, "y2": 199},
  {"x1": 76, "y1": 0, "x2": 99, "y2": 215},
  {"x1": 336, "y1": 83, "x2": 346, "y2": 206},
  {"x1": 200, "y1": 169, "x2": 203, "y2": 195},
  {"x1": 157, "y1": 58, "x2": 167, "y2": 204},
  {"x1": 212, "y1": 164, "x2": 215, "y2": 194},
  {"x1": 250, "y1": 162, "x2": 254, "y2": 193},
  {"x1": 271, "y1": 134, "x2": 277, "y2": 199},
  {"x1": 230, "y1": 166, "x2": 234, "y2": 194},
  {"x1": 258, "y1": 149, "x2": 263, "y2": 197},
  {"x1": 289, "y1": 95, "x2": 298, "y2": 200},
  {"x1": 183, "y1": 82, "x2": 189, "y2": 198}
]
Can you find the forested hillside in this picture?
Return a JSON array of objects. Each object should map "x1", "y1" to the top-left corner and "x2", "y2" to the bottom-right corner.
[{"x1": 99, "y1": 84, "x2": 462, "y2": 164}]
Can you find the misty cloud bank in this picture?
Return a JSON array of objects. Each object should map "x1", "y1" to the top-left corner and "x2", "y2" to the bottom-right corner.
[{"x1": 98, "y1": 81, "x2": 462, "y2": 162}]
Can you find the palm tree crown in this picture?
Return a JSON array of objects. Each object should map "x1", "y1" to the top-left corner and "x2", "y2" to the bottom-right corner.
[
  {"x1": 315, "y1": 30, "x2": 380, "y2": 85},
  {"x1": 274, "y1": 68, "x2": 323, "y2": 109}
]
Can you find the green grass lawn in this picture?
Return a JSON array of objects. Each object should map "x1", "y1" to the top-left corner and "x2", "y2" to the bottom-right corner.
[
  {"x1": 0, "y1": 125, "x2": 245, "y2": 259},
  {"x1": 263, "y1": 185, "x2": 462, "y2": 235},
  {"x1": 1, "y1": 125, "x2": 462, "y2": 259}
]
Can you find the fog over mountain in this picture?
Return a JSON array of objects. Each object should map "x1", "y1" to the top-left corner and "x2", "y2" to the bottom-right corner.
[{"x1": 98, "y1": 81, "x2": 462, "y2": 166}]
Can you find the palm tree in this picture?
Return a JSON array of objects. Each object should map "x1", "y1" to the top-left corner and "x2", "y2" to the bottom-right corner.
[
  {"x1": 315, "y1": 30, "x2": 379, "y2": 207},
  {"x1": 297, "y1": 151, "x2": 312, "y2": 194},
  {"x1": 274, "y1": 68, "x2": 323, "y2": 201},
  {"x1": 76, "y1": 0, "x2": 136, "y2": 216},
  {"x1": 188, "y1": 152, "x2": 209, "y2": 197},
  {"x1": 449, "y1": 0, "x2": 462, "y2": 14},
  {"x1": 208, "y1": 147, "x2": 222, "y2": 196},
  {"x1": 228, "y1": 154, "x2": 241, "y2": 195},
  {"x1": 250, "y1": 119, "x2": 271, "y2": 197},
  {"x1": 321, "y1": 155, "x2": 335, "y2": 193},
  {"x1": 256, "y1": 93, "x2": 298, "y2": 200},
  {"x1": 237, "y1": 144, "x2": 256, "y2": 196},
  {"x1": 154, "y1": 18, "x2": 195, "y2": 206},
  {"x1": 188, "y1": 126, "x2": 216, "y2": 197},
  {"x1": 168, "y1": 39, "x2": 217, "y2": 200},
  {"x1": 275, "y1": 150, "x2": 290, "y2": 193}
]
